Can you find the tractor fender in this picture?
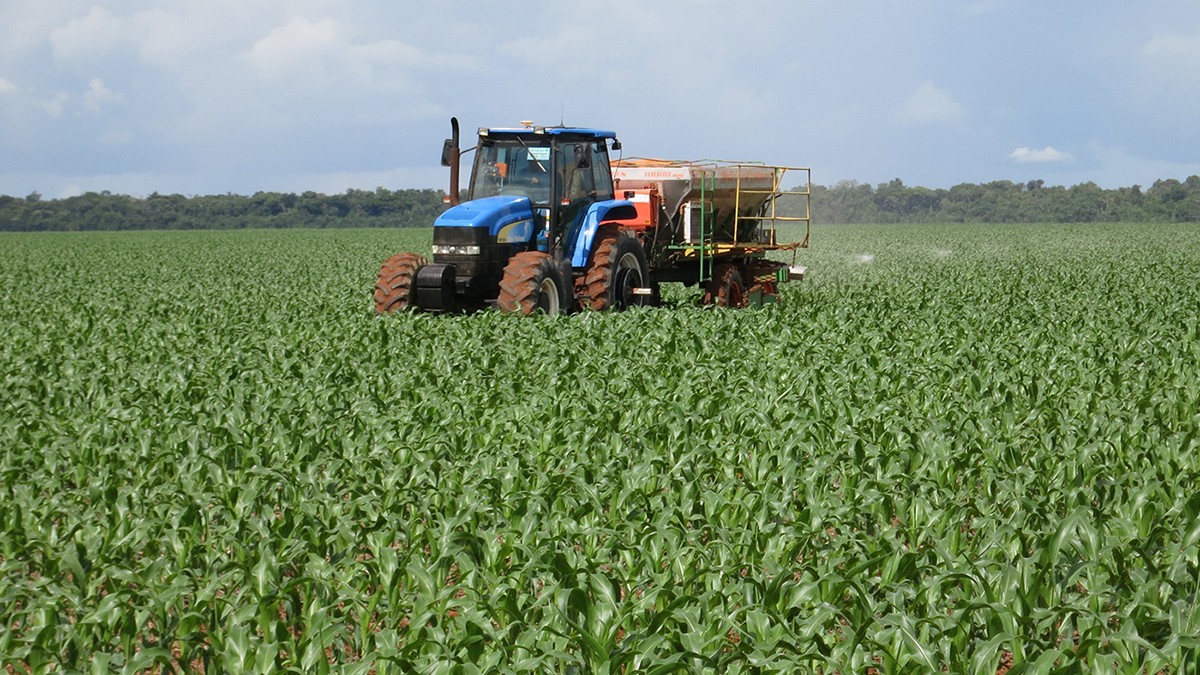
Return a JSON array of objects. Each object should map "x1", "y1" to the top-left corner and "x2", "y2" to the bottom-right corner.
[{"x1": 568, "y1": 200, "x2": 637, "y2": 268}]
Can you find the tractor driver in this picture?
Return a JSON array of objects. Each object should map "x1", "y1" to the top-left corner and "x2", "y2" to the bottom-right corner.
[{"x1": 509, "y1": 158, "x2": 550, "y2": 203}]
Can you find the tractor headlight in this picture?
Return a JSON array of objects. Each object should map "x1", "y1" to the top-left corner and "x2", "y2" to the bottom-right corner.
[{"x1": 432, "y1": 244, "x2": 481, "y2": 256}]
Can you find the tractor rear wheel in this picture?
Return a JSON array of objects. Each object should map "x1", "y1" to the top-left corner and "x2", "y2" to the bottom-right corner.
[
  {"x1": 374, "y1": 253, "x2": 428, "y2": 314},
  {"x1": 497, "y1": 252, "x2": 570, "y2": 315},
  {"x1": 579, "y1": 227, "x2": 651, "y2": 311},
  {"x1": 705, "y1": 263, "x2": 746, "y2": 308}
]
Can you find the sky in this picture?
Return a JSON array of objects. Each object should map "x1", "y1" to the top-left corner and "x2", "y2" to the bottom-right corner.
[{"x1": 2, "y1": 0, "x2": 1200, "y2": 198}]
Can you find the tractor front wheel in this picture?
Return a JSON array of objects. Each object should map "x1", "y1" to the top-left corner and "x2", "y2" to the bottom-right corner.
[
  {"x1": 497, "y1": 252, "x2": 570, "y2": 315},
  {"x1": 374, "y1": 253, "x2": 428, "y2": 314},
  {"x1": 579, "y1": 227, "x2": 651, "y2": 311}
]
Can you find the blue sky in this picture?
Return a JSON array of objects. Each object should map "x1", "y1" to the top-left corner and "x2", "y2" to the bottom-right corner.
[{"x1": 2, "y1": 1, "x2": 1199, "y2": 198}]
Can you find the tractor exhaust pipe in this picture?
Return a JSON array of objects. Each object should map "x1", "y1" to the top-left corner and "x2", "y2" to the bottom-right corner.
[{"x1": 441, "y1": 117, "x2": 461, "y2": 206}]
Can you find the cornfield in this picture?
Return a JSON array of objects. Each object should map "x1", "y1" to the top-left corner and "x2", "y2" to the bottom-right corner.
[{"x1": 2, "y1": 223, "x2": 1198, "y2": 673}]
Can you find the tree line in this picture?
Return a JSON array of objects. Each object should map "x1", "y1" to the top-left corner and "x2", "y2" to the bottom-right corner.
[
  {"x1": 3, "y1": 176, "x2": 1200, "y2": 231},
  {"x1": 0, "y1": 188, "x2": 448, "y2": 232},
  {"x1": 805, "y1": 177, "x2": 1200, "y2": 224}
]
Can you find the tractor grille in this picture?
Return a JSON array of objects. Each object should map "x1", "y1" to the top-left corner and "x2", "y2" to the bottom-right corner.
[
  {"x1": 434, "y1": 227, "x2": 490, "y2": 247},
  {"x1": 433, "y1": 226, "x2": 511, "y2": 294}
]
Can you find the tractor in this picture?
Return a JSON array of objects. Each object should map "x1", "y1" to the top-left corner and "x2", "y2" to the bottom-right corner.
[{"x1": 374, "y1": 118, "x2": 810, "y2": 315}]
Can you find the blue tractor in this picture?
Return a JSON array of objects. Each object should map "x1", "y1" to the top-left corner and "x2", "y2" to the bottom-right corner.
[{"x1": 374, "y1": 118, "x2": 650, "y2": 315}]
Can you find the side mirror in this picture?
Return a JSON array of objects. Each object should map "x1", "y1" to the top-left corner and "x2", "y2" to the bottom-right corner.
[
  {"x1": 440, "y1": 139, "x2": 456, "y2": 167},
  {"x1": 612, "y1": 139, "x2": 622, "y2": 152}
]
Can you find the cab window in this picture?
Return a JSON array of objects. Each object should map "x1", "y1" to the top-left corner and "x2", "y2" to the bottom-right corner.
[
  {"x1": 591, "y1": 141, "x2": 614, "y2": 200},
  {"x1": 559, "y1": 143, "x2": 595, "y2": 204}
]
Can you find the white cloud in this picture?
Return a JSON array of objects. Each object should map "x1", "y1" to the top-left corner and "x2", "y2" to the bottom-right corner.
[
  {"x1": 243, "y1": 16, "x2": 452, "y2": 87},
  {"x1": 244, "y1": 17, "x2": 344, "y2": 77},
  {"x1": 127, "y1": 7, "x2": 252, "y2": 68},
  {"x1": 38, "y1": 92, "x2": 69, "y2": 118},
  {"x1": 84, "y1": 78, "x2": 122, "y2": 112},
  {"x1": 1143, "y1": 32, "x2": 1200, "y2": 59},
  {"x1": 1008, "y1": 146, "x2": 1072, "y2": 163},
  {"x1": 0, "y1": 3, "x2": 70, "y2": 61},
  {"x1": 5, "y1": 78, "x2": 123, "y2": 120},
  {"x1": 44, "y1": 4, "x2": 282, "y2": 70},
  {"x1": 897, "y1": 81, "x2": 967, "y2": 125},
  {"x1": 49, "y1": 6, "x2": 125, "y2": 63}
]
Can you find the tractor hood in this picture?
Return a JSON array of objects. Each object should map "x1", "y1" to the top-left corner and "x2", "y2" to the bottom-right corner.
[{"x1": 434, "y1": 195, "x2": 535, "y2": 239}]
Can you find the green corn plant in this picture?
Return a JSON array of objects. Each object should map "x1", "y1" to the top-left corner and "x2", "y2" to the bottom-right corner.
[{"x1": 1, "y1": 223, "x2": 1198, "y2": 672}]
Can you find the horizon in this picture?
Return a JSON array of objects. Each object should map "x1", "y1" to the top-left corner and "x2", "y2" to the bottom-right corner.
[{"x1": 6, "y1": 174, "x2": 1191, "y2": 202}]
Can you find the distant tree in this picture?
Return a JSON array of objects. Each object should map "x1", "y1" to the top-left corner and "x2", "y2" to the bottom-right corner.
[
  {"x1": 5, "y1": 178, "x2": 1200, "y2": 231},
  {"x1": 810, "y1": 180, "x2": 879, "y2": 223},
  {"x1": 1148, "y1": 179, "x2": 1189, "y2": 221}
]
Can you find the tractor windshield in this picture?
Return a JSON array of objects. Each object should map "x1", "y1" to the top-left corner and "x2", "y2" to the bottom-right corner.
[{"x1": 470, "y1": 139, "x2": 553, "y2": 204}]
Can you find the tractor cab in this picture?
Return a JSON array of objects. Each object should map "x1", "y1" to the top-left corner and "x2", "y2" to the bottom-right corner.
[
  {"x1": 467, "y1": 126, "x2": 620, "y2": 246},
  {"x1": 416, "y1": 122, "x2": 635, "y2": 311}
]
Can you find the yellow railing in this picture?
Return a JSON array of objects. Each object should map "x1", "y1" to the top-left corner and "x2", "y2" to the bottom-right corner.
[{"x1": 733, "y1": 164, "x2": 811, "y2": 249}]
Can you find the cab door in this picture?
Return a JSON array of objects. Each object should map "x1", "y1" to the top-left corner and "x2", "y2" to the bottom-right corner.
[{"x1": 554, "y1": 141, "x2": 595, "y2": 254}]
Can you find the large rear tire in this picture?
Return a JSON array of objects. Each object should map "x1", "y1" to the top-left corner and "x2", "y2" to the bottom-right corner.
[
  {"x1": 579, "y1": 227, "x2": 651, "y2": 311},
  {"x1": 497, "y1": 252, "x2": 570, "y2": 315},
  {"x1": 704, "y1": 263, "x2": 746, "y2": 308},
  {"x1": 374, "y1": 253, "x2": 427, "y2": 314}
]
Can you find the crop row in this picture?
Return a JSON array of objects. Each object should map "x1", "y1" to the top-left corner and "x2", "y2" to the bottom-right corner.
[{"x1": 1, "y1": 224, "x2": 1198, "y2": 672}]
